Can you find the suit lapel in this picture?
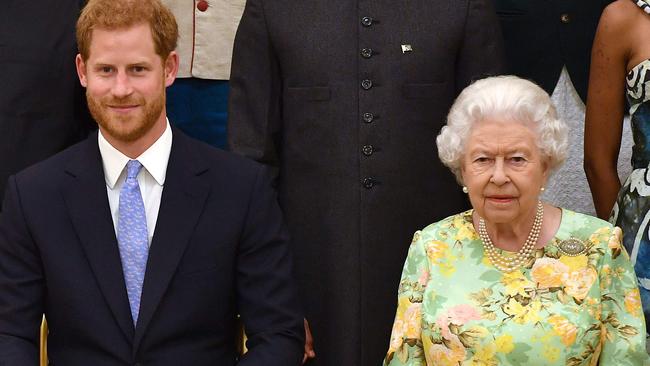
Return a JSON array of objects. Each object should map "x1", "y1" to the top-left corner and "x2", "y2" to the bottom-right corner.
[
  {"x1": 62, "y1": 133, "x2": 135, "y2": 342},
  {"x1": 133, "y1": 132, "x2": 210, "y2": 351}
]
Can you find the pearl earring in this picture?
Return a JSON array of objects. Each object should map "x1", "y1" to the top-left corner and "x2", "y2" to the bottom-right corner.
[
  {"x1": 462, "y1": 186, "x2": 469, "y2": 194},
  {"x1": 540, "y1": 187, "x2": 545, "y2": 192}
]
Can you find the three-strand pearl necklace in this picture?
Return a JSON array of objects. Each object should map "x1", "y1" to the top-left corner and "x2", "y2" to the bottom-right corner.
[{"x1": 478, "y1": 200, "x2": 543, "y2": 272}]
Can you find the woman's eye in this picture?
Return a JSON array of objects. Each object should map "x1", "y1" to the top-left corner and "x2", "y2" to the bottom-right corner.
[
  {"x1": 509, "y1": 156, "x2": 527, "y2": 164},
  {"x1": 474, "y1": 157, "x2": 491, "y2": 163}
]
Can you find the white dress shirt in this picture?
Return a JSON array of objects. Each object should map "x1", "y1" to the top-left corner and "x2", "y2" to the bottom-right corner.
[{"x1": 98, "y1": 121, "x2": 173, "y2": 245}]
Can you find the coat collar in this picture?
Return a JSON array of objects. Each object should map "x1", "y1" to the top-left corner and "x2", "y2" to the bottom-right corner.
[
  {"x1": 62, "y1": 130, "x2": 210, "y2": 351},
  {"x1": 132, "y1": 130, "x2": 210, "y2": 352}
]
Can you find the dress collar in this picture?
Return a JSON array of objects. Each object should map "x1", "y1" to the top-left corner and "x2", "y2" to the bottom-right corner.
[{"x1": 98, "y1": 120, "x2": 173, "y2": 189}]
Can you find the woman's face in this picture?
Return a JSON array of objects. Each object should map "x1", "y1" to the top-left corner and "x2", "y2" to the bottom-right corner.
[{"x1": 461, "y1": 118, "x2": 549, "y2": 226}]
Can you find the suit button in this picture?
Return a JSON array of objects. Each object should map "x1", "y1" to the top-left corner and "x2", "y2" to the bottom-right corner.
[
  {"x1": 361, "y1": 79, "x2": 373, "y2": 90},
  {"x1": 197, "y1": 0, "x2": 209, "y2": 11},
  {"x1": 560, "y1": 13, "x2": 570, "y2": 23},
  {"x1": 362, "y1": 145, "x2": 374, "y2": 156},
  {"x1": 362, "y1": 112, "x2": 374, "y2": 123},
  {"x1": 360, "y1": 48, "x2": 373, "y2": 58},
  {"x1": 361, "y1": 16, "x2": 373, "y2": 27},
  {"x1": 362, "y1": 177, "x2": 375, "y2": 189}
]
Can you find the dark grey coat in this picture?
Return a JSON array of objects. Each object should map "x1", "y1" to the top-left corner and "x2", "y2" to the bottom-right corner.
[{"x1": 228, "y1": 0, "x2": 504, "y2": 364}]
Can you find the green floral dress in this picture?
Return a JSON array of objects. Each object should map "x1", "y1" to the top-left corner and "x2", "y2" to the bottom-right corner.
[{"x1": 384, "y1": 209, "x2": 649, "y2": 366}]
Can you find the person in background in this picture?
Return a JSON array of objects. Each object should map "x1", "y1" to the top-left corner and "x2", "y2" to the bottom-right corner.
[
  {"x1": 0, "y1": 0, "x2": 94, "y2": 208},
  {"x1": 385, "y1": 75, "x2": 649, "y2": 366},
  {"x1": 584, "y1": 0, "x2": 650, "y2": 332},
  {"x1": 0, "y1": 0, "x2": 304, "y2": 364},
  {"x1": 161, "y1": 0, "x2": 245, "y2": 148},
  {"x1": 494, "y1": 0, "x2": 633, "y2": 216},
  {"x1": 227, "y1": 0, "x2": 504, "y2": 364}
]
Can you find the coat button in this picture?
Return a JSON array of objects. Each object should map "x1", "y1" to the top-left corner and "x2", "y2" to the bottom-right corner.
[
  {"x1": 362, "y1": 177, "x2": 375, "y2": 189},
  {"x1": 197, "y1": 0, "x2": 209, "y2": 11},
  {"x1": 360, "y1": 48, "x2": 373, "y2": 58},
  {"x1": 361, "y1": 16, "x2": 373, "y2": 27},
  {"x1": 361, "y1": 79, "x2": 373, "y2": 90},
  {"x1": 362, "y1": 112, "x2": 374, "y2": 123},
  {"x1": 362, "y1": 145, "x2": 374, "y2": 156},
  {"x1": 560, "y1": 13, "x2": 570, "y2": 23}
]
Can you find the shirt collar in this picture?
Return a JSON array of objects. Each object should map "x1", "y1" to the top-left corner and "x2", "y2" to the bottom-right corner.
[{"x1": 98, "y1": 119, "x2": 173, "y2": 188}]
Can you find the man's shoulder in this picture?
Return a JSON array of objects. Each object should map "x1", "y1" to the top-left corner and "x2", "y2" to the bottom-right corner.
[
  {"x1": 13, "y1": 133, "x2": 96, "y2": 187},
  {"x1": 172, "y1": 129, "x2": 269, "y2": 182}
]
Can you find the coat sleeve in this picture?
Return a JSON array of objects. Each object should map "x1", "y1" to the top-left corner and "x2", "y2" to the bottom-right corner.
[
  {"x1": 227, "y1": 0, "x2": 283, "y2": 180},
  {"x1": 454, "y1": 0, "x2": 505, "y2": 93},
  {"x1": 0, "y1": 176, "x2": 44, "y2": 365},
  {"x1": 235, "y1": 166, "x2": 304, "y2": 366}
]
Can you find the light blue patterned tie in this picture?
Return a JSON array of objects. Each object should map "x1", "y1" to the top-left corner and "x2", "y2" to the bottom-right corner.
[{"x1": 117, "y1": 160, "x2": 149, "y2": 325}]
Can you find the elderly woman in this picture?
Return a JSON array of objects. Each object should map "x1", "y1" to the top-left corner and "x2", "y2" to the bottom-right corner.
[{"x1": 383, "y1": 76, "x2": 649, "y2": 366}]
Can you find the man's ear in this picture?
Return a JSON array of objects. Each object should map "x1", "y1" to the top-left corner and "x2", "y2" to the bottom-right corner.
[
  {"x1": 163, "y1": 51, "x2": 179, "y2": 87},
  {"x1": 75, "y1": 54, "x2": 88, "y2": 87}
]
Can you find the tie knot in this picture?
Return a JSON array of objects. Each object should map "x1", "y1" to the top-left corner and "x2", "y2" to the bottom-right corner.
[{"x1": 126, "y1": 160, "x2": 143, "y2": 179}]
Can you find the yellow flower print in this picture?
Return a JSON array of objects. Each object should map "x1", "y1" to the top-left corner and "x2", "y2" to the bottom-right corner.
[
  {"x1": 501, "y1": 271, "x2": 535, "y2": 298},
  {"x1": 453, "y1": 215, "x2": 477, "y2": 241},
  {"x1": 482, "y1": 256, "x2": 492, "y2": 267},
  {"x1": 502, "y1": 298, "x2": 542, "y2": 324},
  {"x1": 387, "y1": 297, "x2": 422, "y2": 353},
  {"x1": 608, "y1": 227, "x2": 625, "y2": 260},
  {"x1": 624, "y1": 288, "x2": 643, "y2": 317},
  {"x1": 562, "y1": 267, "x2": 597, "y2": 301},
  {"x1": 426, "y1": 240, "x2": 448, "y2": 264},
  {"x1": 425, "y1": 337, "x2": 466, "y2": 366},
  {"x1": 548, "y1": 315, "x2": 577, "y2": 346},
  {"x1": 494, "y1": 334, "x2": 514, "y2": 354},
  {"x1": 588, "y1": 227, "x2": 611, "y2": 247},
  {"x1": 559, "y1": 255, "x2": 588, "y2": 272},
  {"x1": 608, "y1": 227, "x2": 622, "y2": 250},
  {"x1": 584, "y1": 297, "x2": 601, "y2": 318},
  {"x1": 599, "y1": 265, "x2": 612, "y2": 290},
  {"x1": 468, "y1": 342, "x2": 497, "y2": 366},
  {"x1": 531, "y1": 258, "x2": 568, "y2": 288},
  {"x1": 439, "y1": 261, "x2": 456, "y2": 277},
  {"x1": 542, "y1": 345, "x2": 560, "y2": 363}
]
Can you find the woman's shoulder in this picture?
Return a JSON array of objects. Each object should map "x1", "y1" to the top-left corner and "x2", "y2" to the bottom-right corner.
[
  {"x1": 558, "y1": 209, "x2": 619, "y2": 246},
  {"x1": 600, "y1": 0, "x2": 645, "y2": 35},
  {"x1": 560, "y1": 208, "x2": 614, "y2": 231},
  {"x1": 417, "y1": 210, "x2": 475, "y2": 238}
]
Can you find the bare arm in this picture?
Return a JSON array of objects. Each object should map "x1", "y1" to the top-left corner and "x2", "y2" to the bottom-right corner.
[{"x1": 584, "y1": 2, "x2": 630, "y2": 219}]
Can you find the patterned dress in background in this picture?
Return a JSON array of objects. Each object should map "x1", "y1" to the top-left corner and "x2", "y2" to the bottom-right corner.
[
  {"x1": 384, "y1": 210, "x2": 649, "y2": 366},
  {"x1": 610, "y1": 50, "x2": 650, "y2": 330}
]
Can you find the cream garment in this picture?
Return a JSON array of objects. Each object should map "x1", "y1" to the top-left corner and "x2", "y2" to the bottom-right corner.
[
  {"x1": 162, "y1": 0, "x2": 246, "y2": 79},
  {"x1": 541, "y1": 67, "x2": 634, "y2": 215}
]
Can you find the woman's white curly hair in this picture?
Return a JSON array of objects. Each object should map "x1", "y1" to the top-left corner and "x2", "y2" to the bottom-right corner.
[{"x1": 436, "y1": 75, "x2": 568, "y2": 184}]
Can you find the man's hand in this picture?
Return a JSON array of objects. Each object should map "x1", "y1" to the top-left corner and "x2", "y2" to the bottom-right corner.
[{"x1": 302, "y1": 318, "x2": 316, "y2": 364}]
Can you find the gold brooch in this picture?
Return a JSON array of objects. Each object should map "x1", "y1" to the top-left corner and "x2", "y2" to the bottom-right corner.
[{"x1": 558, "y1": 238, "x2": 588, "y2": 256}]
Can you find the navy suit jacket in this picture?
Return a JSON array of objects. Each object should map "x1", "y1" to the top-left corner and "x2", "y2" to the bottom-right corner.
[{"x1": 0, "y1": 129, "x2": 304, "y2": 365}]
